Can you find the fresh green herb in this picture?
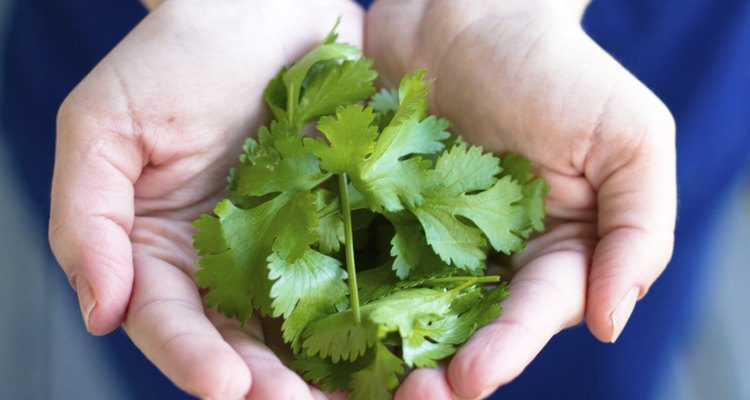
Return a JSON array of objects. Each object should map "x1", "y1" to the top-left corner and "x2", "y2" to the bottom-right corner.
[{"x1": 193, "y1": 23, "x2": 548, "y2": 399}]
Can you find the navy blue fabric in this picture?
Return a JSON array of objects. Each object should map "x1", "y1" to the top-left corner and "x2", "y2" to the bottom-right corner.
[{"x1": 1, "y1": 0, "x2": 748, "y2": 399}]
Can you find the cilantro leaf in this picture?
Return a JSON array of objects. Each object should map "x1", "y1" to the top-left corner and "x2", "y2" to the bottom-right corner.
[
  {"x1": 387, "y1": 211, "x2": 451, "y2": 279},
  {"x1": 349, "y1": 344, "x2": 403, "y2": 400},
  {"x1": 427, "y1": 144, "x2": 501, "y2": 196},
  {"x1": 369, "y1": 88, "x2": 399, "y2": 116},
  {"x1": 194, "y1": 191, "x2": 319, "y2": 319},
  {"x1": 313, "y1": 188, "x2": 345, "y2": 254},
  {"x1": 306, "y1": 104, "x2": 378, "y2": 175},
  {"x1": 235, "y1": 134, "x2": 328, "y2": 197},
  {"x1": 412, "y1": 176, "x2": 526, "y2": 270},
  {"x1": 500, "y1": 153, "x2": 550, "y2": 236},
  {"x1": 291, "y1": 354, "x2": 364, "y2": 392},
  {"x1": 402, "y1": 284, "x2": 508, "y2": 367},
  {"x1": 369, "y1": 88, "x2": 399, "y2": 129},
  {"x1": 264, "y1": 67, "x2": 288, "y2": 121},
  {"x1": 296, "y1": 59, "x2": 377, "y2": 124},
  {"x1": 408, "y1": 144, "x2": 531, "y2": 271},
  {"x1": 391, "y1": 70, "x2": 430, "y2": 126},
  {"x1": 302, "y1": 310, "x2": 379, "y2": 363},
  {"x1": 357, "y1": 263, "x2": 399, "y2": 304},
  {"x1": 367, "y1": 288, "x2": 456, "y2": 337},
  {"x1": 283, "y1": 42, "x2": 359, "y2": 127},
  {"x1": 308, "y1": 101, "x2": 450, "y2": 212},
  {"x1": 268, "y1": 249, "x2": 348, "y2": 350},
  {"x1": 359, "y1": 116, "x2": 450, "y2": 211},
  {"x1": 302, "y1": 288, "x2": 457, "y2": 363}
]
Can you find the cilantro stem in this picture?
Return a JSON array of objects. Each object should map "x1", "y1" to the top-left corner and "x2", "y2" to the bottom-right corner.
[
  {"x1": 402, "y1": 275, "x2": 501, "y2": 292},
  {"x1": 338, "y1": 173, "x2": 361, "y2": 324},
  {"x1": 287, "y1": 90, "x2": 297, "y2": 129},
  {"x1": 422, "y1": 276, "x2": 500, "y2": 285}
]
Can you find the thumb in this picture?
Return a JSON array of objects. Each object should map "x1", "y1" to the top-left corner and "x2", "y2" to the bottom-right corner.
[
  {"x1": 583, "y1": 79, "x2": 676, "y2": 343},
  {"x1": 49, "y1": 88, "x2": 143, "y2": 335}
]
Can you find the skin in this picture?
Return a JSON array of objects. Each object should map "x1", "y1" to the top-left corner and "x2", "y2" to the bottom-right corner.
[{"x1": 49, "y1": 0, "x2": 676, "y2": 399}]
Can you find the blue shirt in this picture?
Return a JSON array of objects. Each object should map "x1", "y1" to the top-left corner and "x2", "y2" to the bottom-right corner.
[{"x1": 1, "y1": 0, "x2": 748, "y2": 399}]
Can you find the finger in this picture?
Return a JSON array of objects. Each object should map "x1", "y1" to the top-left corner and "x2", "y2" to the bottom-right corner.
[
  {"x1": 124, "y1": 251, "x2": 250, "y2": 399},
  {"x1": 49, "y1": 97, "x2": 143, "y2": 335},
  {"x1": 447, "y1": 223, "x2": 593, "y2": 399},
  {"x1": 583, "y1": 88, "x2": 677, "y2": 343},
  {"x1": 395, "y1": 365, "x2": 453, "y2": 400},
  {"x1": 212, "y1": 314, "x2": 318, "y2": 400}
]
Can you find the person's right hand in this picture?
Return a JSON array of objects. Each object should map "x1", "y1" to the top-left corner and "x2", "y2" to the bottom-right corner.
[
  {"x1": 49, "y1": 1, "x2": 362, "y2": 398},
  {"x1": 367, "y1": 1, "x2": 677, "y2": 398}
]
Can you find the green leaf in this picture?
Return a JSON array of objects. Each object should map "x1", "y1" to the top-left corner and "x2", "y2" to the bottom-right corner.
[
  {"x1": 500, "y1": 153, "x2": 549, "y2": 236},
  {"x1": 359, "y1": 116, "x2": 450, "y2": 211},
  {"x1": 263, "y1": 67, "x2": 288, "y2": 120},
  {"x1": 313, "y1": 188, "x2": 345, "y2": 254},
  {"x1": 406, "y1": 145, "x2": 535, "y2": 270},
  {"x1": 194, "y1": 191, "x2": 319, "y2": 320},
  {"x1": 369, "y1": 88, "x2": 399, "y2": 129},
  {"x1": 322, "y1": 17, "x2": 342, "y2": 45},
  {"x1": 387, "y1": 212, "x2": 451, "y2": 279},
  {"x1": 427, "y1": 144, "x2": 501, "y2": 197},
  {"x1": 401, "y1": 319, "x2": 456, "y2": 368},
  {"x1": 409, "y1": 204, "x2": 487, "y2": 272},
  {"x1": 391, "y1": 70, "x2": 430, "y2": 126},
  {"x1": 235, "y1": 134, "x2": 327, "y2": 198},
  {"x1": 412, "y1": 176, "x2": 526, "y2": 270},
  {"x1": 307, "y1": 104, "x2": 378, "y2": 175},
  {"x1": 402, "y1": 285, "x2": 508, "y2": 367},
  {"x1": 367, "y1": 288, "x2": 456, "y2": 338},
  {"x1": 268, "y1": 249, "x2": 348, "y2": 350},
  {"x1": 302, "y1": 287, "x2": 456, "y2": 363},
  {"x1": 349, "y1": 344, "x2": 404, "y2": 400},
  {"x1": 370, "y1": 88, "x2": 400, "y2": 116},
  {"x1": 271, "y1": 191, "x2": 321, "y2": 261},
  {"x1": 296, "y1": 59, "x2": 377, "y2": 124},
  {"x1": 357, "y1": 263, "x2": 398, "y2": 304},
  {"x1": 291, "y1": 354, "x2": 366, "y2": 393},
  {"x1": 284, "y1": 42, "x2": 360, "y2": 126},
  {"x1": 302, "y1": 310, "x2": 379, "y2": 363}
]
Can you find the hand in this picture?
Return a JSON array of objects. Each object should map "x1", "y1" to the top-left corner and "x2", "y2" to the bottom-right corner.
[
  {"x1": 49, "y1": 1, "x2": 362, "y2": 398},
  {"x1": 367, "y1": 0, "x2": 676, "y2": 398}
]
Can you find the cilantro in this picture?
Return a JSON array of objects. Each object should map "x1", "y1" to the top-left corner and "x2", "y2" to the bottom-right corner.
[
  {"x1": 193, "y1": 22, "x2": 548, "y2": 399},
  {"x1": 349, "y1": 344, "x2": 404, "y2": 400}
]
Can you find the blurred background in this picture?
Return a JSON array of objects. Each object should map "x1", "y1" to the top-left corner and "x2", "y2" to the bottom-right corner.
[{"x1": 0, "y1": 0, "x2": 748, "y2": 399}]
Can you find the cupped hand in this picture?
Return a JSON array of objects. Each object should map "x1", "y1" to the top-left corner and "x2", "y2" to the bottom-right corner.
[
  {"x1": 367, "y1": 0, "x2": 676, "y2": 398},
  {"x1": 49, "y1": 1, "x2": 361, "y2": 398}
]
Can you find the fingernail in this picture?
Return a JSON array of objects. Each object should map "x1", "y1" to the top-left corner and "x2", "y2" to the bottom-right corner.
[
  {"x1": 478, "y1": 387, "x2": 496, "y2": 399},
  {"x1": 74, "y1": 276, "x2": 96, "y2": 332},
  {"x1": 454, "y1": 387, "x2": 495, "y2": 400},
  {"x1": 610, "y1": 287, "x2": 639, "y2": 343}
]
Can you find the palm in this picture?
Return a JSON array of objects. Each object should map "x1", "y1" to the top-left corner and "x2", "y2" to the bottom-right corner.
[
  {"x1": 367, "y1": 1, "x2": 676, "y2": 398},
  {"x1": 52, "y1": 1, "x2": 361, "y2": 398}
]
